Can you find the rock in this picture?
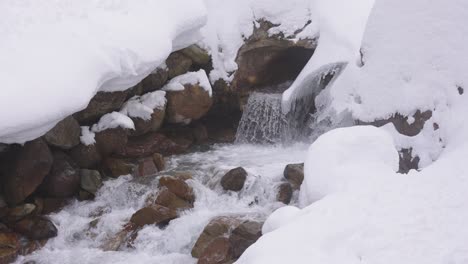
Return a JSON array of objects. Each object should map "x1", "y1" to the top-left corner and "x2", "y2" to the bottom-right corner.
[
  {"x1": 102, "y1": 157, "x2": 136, "y2": 178},
  {"x1": 198, "y1": 237, "x2": 233, "y2": 264},
  {"x1": 39, "y1": 151, "x2": 80, "y2": 198},
  {"x1": 165, "y1": 83, "x2": 213, "y2": 124},
  {"x1": 94, "y1": 128, "x2": 128, "y2": 156},
  {"x1": 129, "y1": 205, "x2": 177, "y2": 228},
  {"x1": 2, "y1": 204, "x2": 36, "y2": 223},
  {"x1": 360, "y1": 110, "x2": 432, "y2": 137},
  {"x1": 101, "y1": 223, "x2": 135, "y2": 251},
  {"x1": 276, "y1": 183, "x2": 293, "y2": 204},
  {"x1": 115, "y1": 132, "x2": 185, "y2": 158},
  {"x1": 136, "y1": 157, "x2": 158, "y2": 177},
  {"x1": 220, "y1": 167, "x2": 247, "y2": 192},
  {"x1": 17, "y1": 239, "x2": 48, "y2": 257},
  {"x1": 0, "y1": 230, "x2": 19, "y2": 264},
  {"x1": 129, "y1": 106, "x2": 166, "y2": 137},
  {"x1": 181, "y1": 45, "x2": 211, "y2": 67},
  {"x1": 44, "y1": 116, "x2": 81, "y2": 149},
  {"x1": 398, "y1": 148, "x2": 420, "y2": 174},
  {"x1": 33, "y1": 198, "x2": 68, "y2": 215},
  {"x1": 192, "y1": 216, "x2": 242, "y2": 258},
  {"x1": 283, "y1": 163, "x2": 304, "y2": 190},
  {"x1": 193, "y1": 123, "x2": 209, "y2": 143},
  {"x1": 166, "y1": 52, "x2": 192, "y2": 79},
  {"x1": 155, "y1": 188, "x2": 193, "y2": 211},
  {"x1": 11, "y1": 216, "x2": 57, "y2": 240},
  {"x1": 141, "y1": 68, "x2": 169, "y2": 93},
  {"x1": 3, "y1": 139, "x2": 53, "y2": 206},
  {"x1": 69, "y1": 143, "x2": 102, "y2": 169},
  {"x1": 228, "y1": 221, "x2": 263, "y2": 259},
  {"x1": 152, "y1": 153, "x2": 166, "y2": 171},
  {"x1": 80, "y1": 169, "x2": 103, "y2": 194},
  {"x1": 159, "y1": 176, "x2": 195, "y2": 203},
  {"x1": 74, "y1": 91, "x2": 128, "y2": 124},
  {"x1": 78, "y1": 190, "x2": 95, "y2": 201}
]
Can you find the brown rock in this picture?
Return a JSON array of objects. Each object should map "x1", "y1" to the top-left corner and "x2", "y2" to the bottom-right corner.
[
  {"x1": 166, "y1": 52, "x2": 192, "y2": 79},
  {"x1": 39, "y1": 198, "x2": 68, "y2": 215},
  {"x1": 11, "y1": 216, "x2": 57, "y2": 240},
  {"x1": 221, "y1": 167, "x2": 247, "y2": 192},
  {"x1": 0, "y1": 231, "x2": 19, "y2": 264},
  {"x1": 155, "y1": 188, "x2": 193, "y2": 211},
  {"x1": 136, "y1": 158, "x2": 158, "y2": 177},
  {"x1": 80, "y1": 169, "x2": 103, "y2": 194},
  {"x1": 229, "y1": 221, "x2": 263, "y2": 259},
  {"x1": 3, "y1": 139, "x2": 53, "y2": 206},
  {"x1": 101, "y1": 224, "x2": 135, "y2": 251},
  {"x1": 141, "y1": 68, "x2": 169, "y2": 93},
  {"x1": 69, "y1": 143, "x2": 102, "y2": 169},
  {"x1": 102, "y1": 157, "x2": 136, "y2": 178},
  {"x1": 283, "y1": 163, "x2": 304, "y2": 190},
  {"x1": 2, "y1": 204, "x2": 36, "y2": 223},
  {"x1": 159, "y1": 176, "x2": 194, "y2": 203},
  {"x1": 152, "y1": 153, "x2": 166, "y2": 171},
  {"x1": 165, "y1": 83, "x2": 213, "y2": 124},
  {"x1": 78, "y1": 190, "x2": 95, "y2": 201},
  {"x1": 74, "y1": 91, "x2": 128, "y2": 123},
  {"x1": 44, "y1": 116, "x2": 81, "y2": 149},
  {"x1": 94, "y1": 128, "x2": 128, "y2": 156},
  {"x1": 129, "y1": 106, "x2": 166, "y2": 137},
  {"x1": 39, "y1": 151, "x2": 80, "y2": 198},
  {"x1": 193, "y1": 123, "x2": 209, "y2": 143},
  {"x1": 17, "y1": 239, "x2": 48, "y2": 256},
  {"x1": 276, "y1": 183, "x2": 293, "y2": 204},
  {"x1": 198, "y1": 237, "x2": 233, "y2": 264},
  {"x1": 181, "y1": 45, "x2": 211, "y2": 67},
  {"x1": 129, "y1": 205, "x2": 177, "y2": 228},
  {"x1": 360, "y1": 110, "x2": 432, "y2": 137},
  {"x1": 116, "y1": 132, "x2": 185, "y2": 158}
]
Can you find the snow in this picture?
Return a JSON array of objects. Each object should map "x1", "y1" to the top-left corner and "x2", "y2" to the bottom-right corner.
[
  {"x1": 0, "y1": 0, "x2": 207, "y2": 144},
  {"x1": 80, "y1": 126, "x2": 96, "y2": 146},
  {"x1": 120, "y1": 91, "x2": 167, "y2": 121},
  {"x1": 91, "y1": 112, "x2": 134, "y2": 133},
  {"x1": 162, "y1": 69, "x2": 212, "y2": 96}
]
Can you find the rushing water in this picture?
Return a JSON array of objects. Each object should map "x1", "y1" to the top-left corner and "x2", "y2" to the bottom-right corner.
[{"x1": 16, "y1": 143, "x2": 308, "y2": 264}]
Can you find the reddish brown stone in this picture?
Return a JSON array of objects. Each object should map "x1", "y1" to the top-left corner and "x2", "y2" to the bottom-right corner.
[
  {"x1": 152, "y1": 153, "x2": 166, "y2": 171},
  {"x1": 159, "y1": 176, "x2": 195, "y2": 203},
  {"x1": 116, "y1": 133, "x2": 185, "y2": 158},
  {"x1": 155, "y1": 189, "x2": 193, "y2": 210},
  {"x1": 11, "y1": 216, "x2": 57, "y2": 240},
  {"x1": 129, "y1": 205, "x2": 178, "y2": 228},
  {"x1": 39, "y1": 151, "x2": 80, "y2": 198},
  {"x1": 69, "y1": 143, "x2": 102, "y2": 169},
  {"x1": 136, "y1": 158, "x2": 158, "y2": 177},
  {"x1": 276, "y1": 182, "x2": 293, "y2": 204},
  {"x1": 198, "y1": 237, "x2": 233, "y2": 264},
  {"x1": 94, "y1": 127, "x2": 128, "y2": 156},
  {"x1": 74, "y1": 91, "x2": 128, "y2": 124},
  {"x1": 165, "y1": 84, "x2": 213, "y2": 124}
]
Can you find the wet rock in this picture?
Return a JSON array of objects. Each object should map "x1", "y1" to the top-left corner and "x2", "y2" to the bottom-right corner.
[
  {"x1": 192, "y1": 216, "x2": 243, "y2": 258},
  {"x1": 44, "y1": 116, "x2": 81, "y2": 149},
  {"x1": 181, "y1": 45, "x2": 211, "y2": 67},
  {"x1": 276, "y1": 182, "x2": 293, "y2": 204},
  {"x1": 135, "y1": 157, "x2": 158, "y2": 177},
  {"x1": 152, "y1": 153, "x2": 166, "y2": 171},
  {"x1": 3, "y1": 139, "x2": 53, "y2": 206},
  {"x1": 36, "y1": 198, "x2": 68, "y2": 215},
  {"x1": 102, "y1": 157, "x2": 136, "y2": 178},
  {"x1": 116, "y1": 132, "x2": 185, "y2": 158},
  {"x1": 193, "y1": 123, "x2": 209, "y2": 143},
  {"x1": 39, "y1": 151, "x2": 80, "y2": 198},
  {"x1": 360, "y1": 110, "x2": 433, "y2": 137},
  {"x1": 159, "y1": 176, "x2": 195, "y2": 203},
  {"x1": 2, "y1": 204, "x2": 36, "y2": 223},
  {"x1": 228, "y1": 221, "x2": 263, "y2": 259},
  {"x1": 221, "y1": 167, "x2": 247, "y2": 192},
  {"x1": 198, "y1": 237, "x2": 233, "y2": 264},
  {"x1": 128, "y1": 105, "x2": 166, "y2": 137},
  {"x1": 155, "y1": 188, "x2": 193, "y2": 211},
  {"x1": 80, "y1": 169, "x2": 103, "y2": 195},
  {"x1": 129, "y1": 205, "x2": 177, "y2": 228},
  {"x1": 165, "y1": 83, "x2": 213, "y2": 124},
  {"x1": 166, "y1": 52, "x2": 192, "y2": 79},
  {"x1": 17, "y1": 239, "x2": 48, "y2": 257},
  {"x1": 283, "y1": 163, "x2": 304, "y2": 190},
  {"x1": 74, "y1": 91, "x2": 128, "y2": 124},
  {"x1": 101, "y1": 223, "x2": 134, "y2": 251},
  {"x1": 141, "y1": 68, "x2": 169, "y2": 93},
  {"x1": 0, "y1": 230, "x2": 19, "y2": 264},
  {"x1": 94, "y1": 127, "x2": 128, "y2": 156},
  {"x1": 69, "y1": 143, "x2": 102, "y2": 169},
  {"x1": 11, "y1": 216, "x2": 57, "y2": 240},
  {"x1": 78, "y1": 190, "x2": 95, "y2": 201}
]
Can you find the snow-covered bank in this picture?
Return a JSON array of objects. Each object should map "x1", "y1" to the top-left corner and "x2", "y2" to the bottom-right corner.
[{"x1": 0, "y1": 0, "x2": 207, "y2": 143}]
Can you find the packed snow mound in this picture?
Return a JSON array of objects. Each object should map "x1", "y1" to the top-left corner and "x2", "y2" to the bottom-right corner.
[
  {"x1": 0, "y1": 0, "x2": 207, "y2": 144},
  {"x1": 162, "y1": 69, "x2": 212, "y2": 96}
]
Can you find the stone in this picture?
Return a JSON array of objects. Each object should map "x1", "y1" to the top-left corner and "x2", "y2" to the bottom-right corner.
[
  {"x1": 2, "y1": 204, "x2": 36, "y2": 223},
  {"x1": 181, "y1": 45, "x2": 211, "y2": 66},
  {"x1": 136, "y1": 157, "x2": 158, "y2": 177},
  {"x1": 159, "y1": 176, "x2": 195, "y2": 203},
  {"x1": 17, "y1": 239, "x2": 48, "y2": 257},
  {"x1": 11, "y1": 216, "x2": 57, "y2": 240},
  {"x1": 69, "y1": 143, "x2": 102, "y2": 169},
  {"x1": 398, "y1": 148, "x2": 420, "y2": 174},
  {"x1": 166, "y1": 52, "x2": 192, "y2": 79},
  {"x1": 39, "y1": 151, "x2": 80, "y2": 198},
  {"x1": 129, "y1": 106, "x2": 166, "y2": 137},
  {"x1": 360, "y1": 110, "x2": 432, "y2": 137},
  {"x1": 283, "y1": 163, "x2": 304, "y2": 190},
  {"x1": 193, "y1": 123, "x2": 209, "y2": 143},
  {"x1": 0, "y1": 231, "x2": 19, "y2": 264},
  {"x1": 220, "y1": 167, "x2": 247, "y2": 192},
  {"x1": 78, "y1": 190, "x2": 95, "y2": 201},
  {"x1": 155, "y1": 188, "x2": 193, "y2": 211},
  {"x1": 129, "y1": 205, "x2": 177, "y2": 228},
  {"x1": 115, "y1": 132, "x2": 185, "y2": 158},
  {"x1": 165, "y1": 83, "x2": 213, "y2": 124},
  {"x1": 141, "y1": 68, "x2": 169, "y2": 93},
  {"x1": 33, "y1": 198, "x2": 68, "y2": 215},
  {"x1": 44, "y1": 116, "x2": 81, "y2": 149},
  {"x1": 101, "y1": 223, "x2": 135, "y2": 251},
  {"x1": 74, "y1": 91, "x2": 128, "y2": 123},
  {"x1": 102, "y1": 157, "x2": 136, "y2": 178},
  {"x1": 276, "y1": 182, "x2": 293, "y2": 204},
  {"x1": 152, "y1": 153, "x2": 166, "y2": 171},
  {"x1": 80, "y1": 169, "x2": 103, "y2": 194},
  {"x1": 3, "y1": 139, "x2": 53, "y2": 206},
  {"x1": 94, "y1": 127, "x2": 128, "y2": 156},
  {"x1": 229, "y1": 221, "x2": 263, "y2": 259},
  {"x1": 198, "y1": 237, "x2": 233, "y2": 264}
]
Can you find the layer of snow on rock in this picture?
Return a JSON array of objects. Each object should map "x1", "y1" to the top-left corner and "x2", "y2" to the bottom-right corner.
[
  {"x1": 162, "y1": 69, "x2": 212, "y2": 96},
  {"x1": 121, "y1": 91, "x2": 167, "y2": 121},
  {"x1": 91, "y1": 112, "x2": 134, "y2": 133},
  {"x1": 0, "y1": 0, "x2": 207, "y2": 144},
  {"x1": 80, "y1": 126, "x2": 96, "y2": 146}
]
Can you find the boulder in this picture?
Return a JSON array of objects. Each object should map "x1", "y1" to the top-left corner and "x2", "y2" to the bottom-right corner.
[
  {"x1": 181, "y1": 45, "x2": 211, "y2": 67},
  {"x1": 129, "y1": 205, "x2": 177, "y2": 228},
  {"x1": 94, "y1": 128, "x2": 128, "y2": 156},
  {"x1": 276, "y1": 182, "x2": 293, "y2": 205},
  {"x1": 129, "y1": 107, "x2": 166, "y2": 137},
  {"x1": 165, "y1": 84, "x2": 213, "y2": 124},
  {"x1": 39, "y1": 151, "x2": 80, "y2": 198},
  {"x1": 0, "y1": 230, "x2": 19, "y2": 264},
  {"x1": 3, "y1": 139, "x2": 53, "y2": 206},
  {"x1": 11, "y1": 216, "x2": 57, "y2": 240},
  {"x1": 101, "y1": 223, "x2": 135, "y2": 251},
  {"x1": 159, "y1": 176, "x2": 195, "y2": 203},
  {"x1": 74, "y1": 91, "x2": 128, "y2": 123},
  {"x1": 155, "y1": 188, "x2": 193, "y2": 211},
  {"x1": 33, "y1": 197, "x2": 68, "y2": 215},
  {"x1": 193, "y1": 123, "x2": 209, "y2": 143},
  {"x1": 102, "y1": 157, "x2": 136, "y2": 178},
  {"x1": 135, "y1": 157, "x2": 158, "y2": 177},
  {"x1": 166, "y1": 52, "x2": 192, "y2": 79},
  {"x1": 221, "y1": 167, "x2": 247, "y2": 192},
  {"x1": 1, "y1": 204, "x2": 36, "y2": 223},
  {"x1": 115, "y1": 132, "x2": 185, "y2": 158},
  {"x1": 198, "y1": 237, "x2": 233, "y2": 264},
  {"x1": 80, "y1": 169, "x2": 103, "y2": 195},
  {"x1": 360, "y1": 110, "x2": 432, "y2": 137},
  {"x1": 228, "y1": 221, "x2": 263, "y2": 259},
  {"x1": 44, "y1": 116, "x2": 81, "y2": 149},
  {"x1": 69, "y1": 143, "x2": 102, "y2": 169},
  {"x1": 283, "y1": 163, "x2": 304, "y2": 190},
  {"x1": 152, "y1": 153, "x2": 166, "y2": 171},
  {"x1": 78, "y1": 190, "x2": 95, "y2": 201},
  {"x1": 141, "y1": 68, "x2": 169, "y2": 93}
]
